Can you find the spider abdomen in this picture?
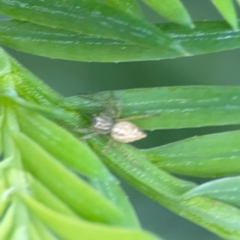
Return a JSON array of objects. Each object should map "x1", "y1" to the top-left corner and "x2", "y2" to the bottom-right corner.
[{"x1": 110, "y1": 121, "x2": 146, "y2": 143}]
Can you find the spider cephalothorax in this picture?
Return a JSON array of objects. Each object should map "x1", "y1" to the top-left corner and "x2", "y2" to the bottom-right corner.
[{"x1": 92, "y1": 113, "x2": 113, "y2": 134}]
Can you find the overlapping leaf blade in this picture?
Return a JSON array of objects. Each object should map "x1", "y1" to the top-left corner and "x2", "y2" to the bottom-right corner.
[
  {"x1": 87, "y1": 137, "x2": 240, "y2": 240},
  {"x1": 0, "y1": 47, "x2": 149, "y2": 239},
  {"x1": 21, "y1": 194, "x2": 160, "y2": 240},
  {"x1": 0, "y1": 204, "x2": 15, "y2": 240},
  {"x1": 64, "y1": 86, "x2": 240, "y2": 130},
  {"x1": 212, "y1": 0, "x2": 238, "y2": 30},
  {"x1": 0, "y1": 0, "x2": 181, "y2": 50},
  {"x1": 141, "y1": 0, "x2": 193, "y2": 27},
  {"x1": 182, "y1": 176, "x2": 240, "y2": 206},
  {"x1": 143, "y1": 130, "x2": 240, "y2": 177},
  {"x1": 1, "y1": 20, "x2": 240, "y2": 62},
  {"x1": 13, "y1": 131, "x2": 126, "y2": 225}
]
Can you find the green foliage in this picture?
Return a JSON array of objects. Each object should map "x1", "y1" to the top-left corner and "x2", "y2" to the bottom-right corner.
[
  {"x1": 212, "y1": 0, "x2": 238, "y2": 30},
  {"x1": 1, "y1": 1, "x2": 240, "y2": 240},
  {"x1": 141, "y1": 0, "x2": 193, "y2": 27},
  {"x1": 0, "y1": 49, "x2": 156, "y2": 239}
]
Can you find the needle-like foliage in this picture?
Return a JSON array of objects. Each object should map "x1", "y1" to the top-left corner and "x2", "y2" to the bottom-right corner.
[{"x1": 1, "y1": 1, "x2": 240, "y2": 240}]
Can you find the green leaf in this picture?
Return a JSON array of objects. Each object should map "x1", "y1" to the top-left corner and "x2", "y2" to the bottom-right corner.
[
  {"x1": 104, "y1": 0, "x2": 143, "y2": 19},
  {"x1": 182, "y1": 176, "x2": 240, "y2": 207},
  {"x1": 0, "y1": 197, "x2": 8, "y2": 219},
  {"x1": 0, "y1": 178, "x2": 9, "y2": 218},
  {"x1": 8, "y1": 199, "x2": 30, "y2": 240},
  {"x1": 15, "y1": 106, "x2": 108, "y2": 179},
  {"x1": 88, "y1": 137, "x2": 240, "y2": 240},
  {"x1": 1, "y1": 20, "x2": 240, "y2": 62},
  {"x1": 14, "y1": 106, "x2": 140, "y2": 227},
  {"x1": 0, "y1": 0, "x2": 182, "y2": 50},
  {"x1": 212, "y1": 0, "x2": 238, "y2": 30},
  {"x1": 12, "y1": 131, "x2": 126, "y2": 226},
  {"x1": 28, "y1": 217, "x2": 59, "y2": 240},
  {"x1": 27, "y1": 174, "x2": 77, "y2": 217},
  {"x1": 0, "y1": 48, "x2": 11, "y2": 77},
  {"x1": 0, "y1": 204, "x2": 15, "y2": 240},
  {"x1": 141, "y1": 0, "x2": 193, "y2": 27},
  {"x1": 21, "y1": 194, "x2": 161, "y2": 240},
  {"x1": 65, "y1": 86, "x2": 240, "y2": 130},
  {"x1": 0, "y1": 47, "x2": 62, "y2": 108},
  {"x1": 88, "y1": 137, "x2": 196, "y2": 196},
  {"x1": 143, "y1": 130, "x2": 240, "y2": 177},
  {"x1": 0, "y1": 48, "x2": 140, "y2": 229}
]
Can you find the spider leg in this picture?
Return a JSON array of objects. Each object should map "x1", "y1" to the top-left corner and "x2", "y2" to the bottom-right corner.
[
  {"x1": 74, "y1": 128, "x2": 92, "y2": 133},
  {"x1": 79, "y1": 132, "x2": 99, "y2": 140},
  {"x1": 101, "y1": 91, "x2": 122, "y2": 119},
  {"x1": 101, "y1": 138, "x2": 113, "y2": 156}
]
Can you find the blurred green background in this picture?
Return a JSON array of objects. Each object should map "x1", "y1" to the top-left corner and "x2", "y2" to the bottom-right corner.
[{"x1": 2, "y1": 0, "x2": 240, "y2": 239}]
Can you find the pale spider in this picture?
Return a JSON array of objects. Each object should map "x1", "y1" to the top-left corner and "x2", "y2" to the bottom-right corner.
[
  {"x1": 89, "y1": 112, "x2": 146, "y2": 143},
  {"x1": 77, "y1": 93, "x2": 148, "y2": 143}
]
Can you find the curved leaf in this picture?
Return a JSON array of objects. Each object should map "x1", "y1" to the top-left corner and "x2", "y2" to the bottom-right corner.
[
  {"x1": 14, "y1": 106, "x2": 139, "y2": 227},
  {"x1": 0, "y1": 48, "x2": 63, "y2": 108},
  {"x1": 0, "y1": 47, "x2": 140, "y2": 228},
  {"x1": 212, "y1": 0, "x2": 238, "y2": 30},
  {"x1": 28, "y1": 217, "x2": 59, "y2": 240},
  {"x1": 88, "y1": 137, "x2": 240, "y2": 240},
  {"x1": 143, "y1": 130, "x2": 240, "y2": 177},
  {"x1": 182, "y1": 176, "x2": 240, "y2": 207},
  {"x1": 64, "y1": 86, "x2": 240, "y2": 130},
  {"x1": 21, "y1": 194, "x2": 161, "y2": 240},
  {"x1": 0, "y1": 0, "x2": 182, "y2": 50},
  {"x1": 141, "y1": 0, "x2": 193, "y2": 27},
  {"x1": 0, "y1": 20, "x2": 240, "y2": 62},
  {"x1": 28, "y1": 174, "x2": 77, "y2": 217},
  {"x1": 0, "y1": 204, "x2": 15, "y2": 240},
  {"x1": 15, "y1": 106, "x2": 108, "y2": 179},
  {"x1": 12, "y1": 131, "x2": 126, "y2": 226},
  {"x1": 0, "y1": 47, "x2": 11, "y2": 76}
]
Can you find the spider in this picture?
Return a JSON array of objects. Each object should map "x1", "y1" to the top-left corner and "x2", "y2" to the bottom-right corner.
[
  {"x1": 76, "y1": 93, "x2": 148, "y2": 143},
  {"x1": 90, "y1": 112, "x2": 147, "y2": 143}
]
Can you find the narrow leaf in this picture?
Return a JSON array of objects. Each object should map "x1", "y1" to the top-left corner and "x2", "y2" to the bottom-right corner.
[
  {"x1": 105, "y1": 0, "x2": 143, "y2": 19},
  {"x1": 0, "y1": 198, "x2": 7, "y2": 218},
  {"x1": 0, "y1": 47, "x2": 11, "y2": 77},
  {"x1": 89, "y1": 136, "x2": 196, "y2": 197},
  {"x1": 1, "y1": 20, "x2": 240, "y2": 62},
  {"x1": 0, "y1": 48, "x2": 140, "y2": 228},
  {"x1": 143, "y1": 130, "x2": 240, "y2": 177},
  {"x1": 182, "y1": 176, "x2": 240, "y2": 207},
  {"x1": 29, "y1": 216, "x2": 59, "y2": 240},
  {"x1": 0, "y1": 178, "x2": 9, "y2": 217},
  {"x1": 12, "y1": 131, "x2": 126, "y2": 226},
  {"x1": 15, "y1": 106, "x2": 140, "y2": 227},
  {"x1": 27, "y1": 223, "x2": 43, "y2": 240},
  {"x1": 0, "y1": 0, "x2": 182, "y2": 50},
  {"x1": 21, "y1": 194, "x2": 160, "y2": 240},
  {"x1": 1, "y1": 47, "x2": 62, "y2": 109},
  {"x1": 0, "y1": 204, "x2": 15, "y2": 240},
  {"x1": 28, "y1": 174, "x2": 77, "y2": 217},
  {"x1": 0, "y1": 19, "x2": 184, "y2": 62},
  {"x1": 141, "y1": 0, "x2": 193, "y2": 27},
  {"x1": 212, "y1": 0, "x2": 238, "y2": 30},
  {"x1": 89, "y1": 137, "x2": 240, "y2": 239},
  {"x1": 65, "y1": 86, "x2": 240, "y2": 130},
  {"x1": 16, "y1": 106, "x2": 109, "y2": 179}
]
